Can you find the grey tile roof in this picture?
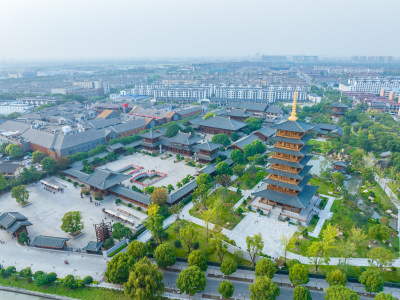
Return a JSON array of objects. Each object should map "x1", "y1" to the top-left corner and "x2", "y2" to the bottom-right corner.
[
  {"x1": 271, "y1": 145, "x2": 312, "y2": 157},
  {"x1": 252, "y1": 185, "x2": 318, "y2": 209},
  {"x1": 54, "y1": 129, "x2": 107, "y2": 150},
  {"x1": 140, "y1": 130, "x2": 163, "y2": 139},
  {"x1": 63, "y1": 168, "x2": 90, "y2": 180},
  {"x1": 82, "y1": 241, "x2": 103, "y2": 252},
  {"x1": 273, "y1": 120, "x2": 314, "y2": 133},
  {"x1": 188, "y1": 116, "x2": 204, "y2": 126},
  {"x1": 108, "y1": 119, "x2": 146, "y2": 134},
  {"x1": 193, "y1": 140, "x2": 221, "y2": 152},
  {"x1": 168, "y1": 180, "x2": 197, "y2": 204},
  {"x1": 226, "y1": 102, "x2": 269, "y2": 112},
  {"x1": 198, "y1": 116, "x2": 248, "y2": 131},
  {"x1": 83, "y1": 168, "x2": 131, "y2": 190},
  {"x1": 31, "y1": 235, "x2": 69, "y2": 249},
  {"x1": 229, "y1": 134, "x2": 261, "y2": 150},
  {"x1": 268, "y1": 155, "x2": 313, "y2": 169},
  {"x1": 332, "y1": 102, "x2": 348, "y2": 108},
  {"x1": 270, "y1": 134, "x2": 312, "y2": 145},
  {"x1": 6, "y1": 220, "x2": 32, "y2": 235},
  {"x1": 333, "y1": 161, "x2": 347, "y2": 167},
  {"x1": 264, "y1": 174, "x2": 312, "y2": 192},
  {"x1": 0, "y1": 212, "x2": 29, "y2": 228},
  {"x1": 213, "y1": 109, "x2": 227, "y2": 116},
  {"x1": 109, "y1": 185, "x2": 151, "y2": 205},
  {"x1": 227, "y1": 109, "x2": 252, "y2": 118},
  {"x1": 257, "y1": 126, "x2": 276, "y2": 137},
  {"x1": 0, "y1": 163, "x2": 20, "y2": 174},
  {"x1": 176, "y1": 106, "x2": 202, "y2": 116},
  {"x1": 0, "y1": 121, "x2": 31, "y2": 134},
  {"x1": 84, "y1": 118, "x2": 121, "y2": 129},
  {"x1": 167, "y1": 132, "x2": 202, "y2": 146},
  {"x1": 266, "y1": 106, "x2": 284, "y2": 114},
  {"x1": 21, "y1": 129, "x2": 56, "y2": 149},
  {"x1": 107, "y1": 143, "x2": 124, "y2": 150},
  {"x1": 265, "y1": 165, "x2": 312, "y2": 180}
]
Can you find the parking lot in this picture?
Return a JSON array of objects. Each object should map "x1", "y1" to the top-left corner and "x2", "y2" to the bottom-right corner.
[
  {"x1": 104, "y1": 152, "x2": 198, "y2": 189},
  {"x1": 0, "y1": 177, "x2": 147, "y2": 249}
]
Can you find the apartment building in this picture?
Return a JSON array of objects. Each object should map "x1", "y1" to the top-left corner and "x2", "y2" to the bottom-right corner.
[{"x1": 340, "y1": 77, "x2": 400, "y2": 94}]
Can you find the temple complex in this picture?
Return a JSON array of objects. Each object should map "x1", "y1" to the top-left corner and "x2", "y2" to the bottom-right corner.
[{"x1": 252, "y1": 92, "x2": 319, "y2": 225}]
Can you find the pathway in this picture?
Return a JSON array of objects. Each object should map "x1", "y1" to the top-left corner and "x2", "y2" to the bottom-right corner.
[{"x1": 309, "y1": 195, "x2": 335, "y2": 238}]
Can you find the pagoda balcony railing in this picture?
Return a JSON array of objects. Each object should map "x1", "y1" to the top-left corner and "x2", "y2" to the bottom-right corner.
[
  {"x1": 274, "y1": 142, "x2": 302, "y2": 151},
  {"x1": 269, "y1": 184, "x2": 299, "y2": 196},
  {"x1": 270, "y1": 164, "x2": 300, "y2": 173},
  {"x1": 276, "y1": 131, "x2": 305, "y2": 139},
  {"x1": 272, "y1": 153, "x2": 302, "y2": 162},
  {"x1": 269, "y1": 174, "x2": 299, "y2": 185}
]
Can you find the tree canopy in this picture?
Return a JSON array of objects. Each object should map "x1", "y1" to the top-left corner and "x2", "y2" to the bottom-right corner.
[
  {"x1": 105, "y1": 252, "x2": 136, "y2": 284},
  {"x1": 60, "y1": 211, "x2": 84, "y2": 235},
  {"x1": 176, "y1": 266, "x2": 206, "y2": 296}
]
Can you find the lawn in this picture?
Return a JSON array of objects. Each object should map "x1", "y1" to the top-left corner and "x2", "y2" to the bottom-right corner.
[
  {"x1": 189, "y1": 187, "x2": 243, "y2": 230},
  {"x1": 309, "y1": 177, "x2": 341, "y2": 197},
  {"x1": 0, "y1": 277, "x2": 128, "y2": 300},
  {"x1": 360, "y1": 180, "x2": 398, "y2": 214},
  {"x1": 161, "y1": 220, "x2": 251, "y2": 266}
]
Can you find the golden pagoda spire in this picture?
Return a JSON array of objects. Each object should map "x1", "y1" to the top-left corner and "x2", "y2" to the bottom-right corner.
[{"x1": 288, "y1": 91, "x2": 298, "y2": 121}]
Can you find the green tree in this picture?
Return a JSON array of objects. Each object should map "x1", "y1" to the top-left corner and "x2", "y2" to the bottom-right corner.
[
  {"x1": 83, "y1": 276, "x2": 93, "y2": 285},
  {"x1": 104, "y1": 238, "x2": 114, "y2": 249},
  {"x1": 325, "y1": 285, "x2": 359, "y2": 300},
  {"x1": 368, "y1": 224, "x2": 391, "y2": 241},
  {"x1": 154, "y1": 243, "x2": 176, "y2": 268},
  {"x1": 126, "y1": 240, "x2": 148, "y2": 260},
  {"x1": 231, "y1": 149, "x2": 245, "y2": 164},
  {"x1": 19, "y1": 267, "x2": 32, "y2": 281},
  {"x1": 40, "y1": 157, "x2": 57, "y2": 173},
  {"x1": 55, "y1": 156, "x2": 71, "y2": 170},
  {"x1": 151, "y1": 187, "x2": 168, "y2": 206},
  {"x1": 201, "y1": 208, "x2": 215, "y2": 244},
  {"x1": 362, "y1": 168, "x2": 375, "y2": 187},
  {"x1": 218, "y1": 280, "x2": 234, "y2": 299},
  {"x1": 203, "y1": 112, "x2": 216, "y2": 120},
  {"x1": 112, "y1": 222, "x2": 132, "y2": 240},
  {"x1": 123, "y1": 257, "x2": 164, "y2": 300},
  {"x1": 246, "y1": 233, "x2": 264, "y2": 266},
  {"x1": 144, "y1": 208, "x2": 164, "y2": 244},
  {"x1": 368, "y1": 247, "x2": 396, "y2": 270},
  {"x1": 0, "y1": 172, "x2": 7, "y2": 191},
  {"x1": 307, "y1": 241, "x2": 329, "y2": 273},
  {"x1": 374, "y1": 292, "x2": 397, "y2": 300},
  {"x1": 5, "y1": 144, "x2": 23, "y2": 157},
  {"x1": 255, "y1": 258, "x2": 276, "y2": 278},
  {"x1": 249, "y1": 276, "x2": 280, "y2": 300},
  {"x1": 60, "y1": 211, "x2": 84, "y2": 235},
  {"x1": 281, "y1": 235, "x2": 295, "y2": 264},
  {"x1": 180, "y1": 223, "x2": 196, "y2": 253},
  {"x1": 245, "y1": 117, "x2": 263, "y2": 132},
  {"x1": 165, "y1": 123, "x2": 181, "y2": 137},
  {"x1": 220, "y1": 257, "x2": 238, "y2": 276},
  {"x1": 216, "y1": 161, "x2": 233, "y2": 175},
  {"x1": 359, "y1": 270, "x2": 384, "y2": 294},
  {"x1": 188, "y1": 250, "x2": 207, "y2": 271},
  {"x1": 326, "y1": 269, "x2": 347, "y2": 286},
  {"x1": 32, "y1": 151, "x2": 46, "y2": 163},
  {"x1": 230, "y1": 132, "x2": 240, "y2": 142},
  {"x1": 232, "y1": 164, "x2": 246, "y2": 177},
  {"x1": 212, "y1": 134, "x2": 231, "y2": 147},
  {"x1": 105, "y1": 252, "x2": 136, "y2": 284},
  {"x1": 196, "y1": 173, "x2": 212, "y2": 187},
  {"x1": 18, "y1": 232, "x2": 28, "y2": 245},
  {"x1": 61, "y1": 275, "x2": 80, "y2": 289},
  {"x1": 293, "y1": 285, "x2": 312, "y2": 300},
  {"x1": 211, "y1": 234, "x2": 228, "y2": 263},
  {"x1": 289, "y1": 264, "x2": 309, "y2": 286},
  {"x1": 11, "y1": 185, "x2": 29, "y2": 205},
  {"x1": 331, "y1": 172, "x2": 345, "y2": 189},
  {"x1": 176, "y1": 266, "x2": 206, "y2": 296}
]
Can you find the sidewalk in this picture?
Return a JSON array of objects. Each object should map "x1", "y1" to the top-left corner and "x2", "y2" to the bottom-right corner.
[{"x1": 309, "y1": 195, "x2": 335, "y2": 238}]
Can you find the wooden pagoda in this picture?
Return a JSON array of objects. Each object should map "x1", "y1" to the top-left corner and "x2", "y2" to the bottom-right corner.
[{"x1": 253, "y1": 92, "x2": 318, "y2": 214}]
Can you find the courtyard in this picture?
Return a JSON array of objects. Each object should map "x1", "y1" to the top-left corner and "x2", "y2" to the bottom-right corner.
[
  {"x1": 0, "y1": 177, "x2": 147, "y2": 249},
  {"x1": 225, "y1": 212, "x2": 298, "y2": 259},
  {"x1": 103, "y1": 152, "x2": 198, "y2": 189}
]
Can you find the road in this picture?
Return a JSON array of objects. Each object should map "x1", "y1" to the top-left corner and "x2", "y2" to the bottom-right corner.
[{"x1": 163, "y1": 271, "x2": 370, "y2": 300}]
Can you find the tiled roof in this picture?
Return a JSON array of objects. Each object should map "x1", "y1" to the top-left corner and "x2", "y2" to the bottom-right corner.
[
  {"x1": 267, "y1": 155, "x2": 313, "y2": 169},
  {"x1": 257, "y1": 126, "x2": 276, "y2": 137},
  {"x1": 270, "y1": 134, "x2": 312, "y2": 145},
  {"x1": 266, "y1": 106, "x2": 283, "y2": 114},
  {"x1": 109, "y1": 185, "x2": 151, "y2": 206},
  {"x1": 227, "y1": 109, "x2": 252, "y2": 118},
  {"x1": 63, "y1": 168, "x2": 89, "y2": 180},
  {"x1": 229, "y1": 134, "x2": 261, "y2": 150},
  {"x1": 82, "y1": 241, "x2": 103, "y2": 252},
  {"x1": 167, "y1": 132, "x2": 202, "y2": 146},
  {"x1": 252, "y1": 185, "x2": 318, "y2": 209},
  {"x1": 271, "y1": 145, "x2": 312, "y2": 157},
  {"x1": 31, "y1": 235, "x2": 69, "y2": 249},
  {"x1": 0, "y1": 163, "x2": 20, "y2": 174},
  {"x1": 273, "y1": 120, "x2": 313, "y2": 133},
  {"x1": 193, "y1": 140, "x2": 221, "y2": 152},
  {"x1": 140, "y1": 129, "x2": 163, "y2": 139},
  {"x1": 264, "y1": 174, "x2": 312, "y2": 192},
  {"x1": 83, "y1": 168, "x2": 130, "y2": 190},
  {"x1": 0, "y1": 212, "x2": 28, "y2": 228},
  {"x1": 265, "y1": 165, "x2": 312, "y2": 180},
  {"x1": 332, "y1": 102, "x2": 348, "y2": 108},
  {"x1": 168, "y1": 180, "x2": 197, "y2": 204},
  {"x1": 198, "y1": 116, "x2": 247, "y2": 131}
]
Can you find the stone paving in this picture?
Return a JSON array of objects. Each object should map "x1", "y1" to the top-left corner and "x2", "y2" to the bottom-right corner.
[{"x1": 309, "y1": 195, "x2": 335, "y2": 238}]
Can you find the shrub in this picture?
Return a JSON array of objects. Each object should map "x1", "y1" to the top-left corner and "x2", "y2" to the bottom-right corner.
[
  {"x1": 192, "y1": 241, "x2": 200, "y2": 250},
  {"x1": 174, "y1": 240, "x2": 182, "y2": 248},
  {"x1": 137, "y1": 206, "x2": 142, "y2": 211},
  {"x1": 188, "y1": 250, "x2": 207, "y2": 271},
  {"x1": 83, "y1": 275, "x2": 93, "y2": 285},
  {"x1": 128, "y1": 203, "x2": 133, "y2": 208}
]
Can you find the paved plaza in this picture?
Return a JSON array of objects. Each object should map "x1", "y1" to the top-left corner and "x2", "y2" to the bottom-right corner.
[
  {"x1": 225, "y1": 212, "x2": 298, "y2": 259},
  {"x1": 104, "y1": 152, "x2": 198, "y2": 188},
  {"x1": 0, "y1": 177, "x2": 147, "y2": 249}
]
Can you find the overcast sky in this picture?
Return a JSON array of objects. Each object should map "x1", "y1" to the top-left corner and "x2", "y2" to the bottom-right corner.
[{"x1": 0, "y1": 0, "x2": 398, "y2": 60}]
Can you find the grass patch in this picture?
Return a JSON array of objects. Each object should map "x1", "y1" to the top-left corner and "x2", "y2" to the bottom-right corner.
[
  {"x1": 309, "y1": 177, "x2": 341, "y2": 197},
  {"x1": 107, "y1": 243, "x2": 128, "y2": 257},
  {"x1": 308, "y1": 215, "x2": 320, "y2": 232},
  {"x1": 318, "y1": 197, "x2": 329, "y2": 210},
  {"x1": 233, "y1": 168, "x2": 267, "y2": 190},
  {"x1": 162, "y1": 220, "x2": 251, "y2": 266},
  {"x1": 189, "y1": 187, "x2": 243, "y2": 229},
  {"x1": 0, "y1": 277, "x2": 128, "y2": 300}
]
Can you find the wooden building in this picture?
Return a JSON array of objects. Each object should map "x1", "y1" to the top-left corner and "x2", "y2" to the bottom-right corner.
[
  {"x1": 197, "y1": 116, "x2": 247, "y2": 136},
  {"x1": 140, "y1": 130, "x2": 163, "y2": 152},
  {"x1": 0, "y1": 212, "x2": 32, "y2": 238},
  {"x1": 193, "y1": 140, "x2": 222, "y2": 163},
  {"x1": 253, "y1": 92, "x2": 318, "y2": 214},
  {"x1": 332, "y1": 100, "x2": 348, "y2": 118}
]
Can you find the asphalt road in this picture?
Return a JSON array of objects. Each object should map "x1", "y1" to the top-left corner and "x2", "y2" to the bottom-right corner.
[{"x1": 163, "y1": 271, "x2": 329, "y2": 300}]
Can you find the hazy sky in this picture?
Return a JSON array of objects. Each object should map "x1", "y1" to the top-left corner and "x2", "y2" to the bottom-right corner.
[{"x1": 0, "y1": 0, "x2": 399, "y2": 60}]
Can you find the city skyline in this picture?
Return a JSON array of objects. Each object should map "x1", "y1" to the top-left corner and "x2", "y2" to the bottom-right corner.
[{"x1": 1, "y1": 0, "x2": 399, "y2": 60}]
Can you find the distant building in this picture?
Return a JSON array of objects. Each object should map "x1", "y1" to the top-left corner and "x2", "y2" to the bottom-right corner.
[
  {"x1": 0, "y1": 102, "x2": 34, "y2": 115},
  {"x1": 307, "y1": 93, "x2": 322, "y2": 103},
  {"x1": 332, "y1": 101, "x2": 348, "y2": 118},
  {"x1": 340, "y1": 77, "x2": 400, "y2": 94}
]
